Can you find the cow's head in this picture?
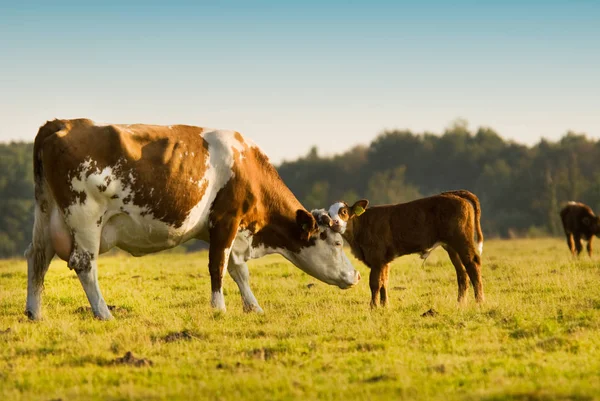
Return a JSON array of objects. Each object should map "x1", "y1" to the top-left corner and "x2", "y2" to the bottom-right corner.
[
  {"x1": 328, "y1": 199, "x2": 369, "y2": 234},
  {"x1": 283, "y1": 209, "x2": 360, "y2": 289}
]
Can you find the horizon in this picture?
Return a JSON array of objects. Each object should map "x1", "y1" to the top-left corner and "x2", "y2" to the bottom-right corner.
[{"x1": 1, "y1": 0, "x2": 598, "y2": 164}]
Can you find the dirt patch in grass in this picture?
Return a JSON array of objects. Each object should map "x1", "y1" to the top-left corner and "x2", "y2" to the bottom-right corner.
[
  {"x1": 246, "y1": 347, "x2": 277, "y2": 361},
  {"x1": 109, "y1": 352, "x2": 153, "y2": 367},
  {"x1": 362, "y1": 374, "x2": 396, "y2": 383},
  {"x1": 421, "y1": 308, "x2": 438, "y2": 317},
  {"x1": 163, "y1": 330, "x2": 194, "y2": 343},
  {"x1": 0, "y1": 328, "x2": 11, "y2": 335}
]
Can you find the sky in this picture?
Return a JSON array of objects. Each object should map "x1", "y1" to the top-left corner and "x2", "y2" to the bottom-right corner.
[{"x1": 0, "y1": 0, "x2": 599, "y2": 163}]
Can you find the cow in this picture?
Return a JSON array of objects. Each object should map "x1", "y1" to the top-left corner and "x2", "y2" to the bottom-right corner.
[
  {"x1": 559, "y1": 201, "x2": 600, "y2": 257},
  {"x1": 25, "y1": 119, "x2": 360, "y2": 320},
  {"x1": 327, "y1": 190, "x2": 484, "y2": 308}
]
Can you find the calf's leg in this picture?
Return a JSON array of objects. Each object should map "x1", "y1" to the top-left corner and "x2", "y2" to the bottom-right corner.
[
  {"x1": 566, "y1": 233, "x2": 576, "y2": 257},
  {"x1": 587, "y1": 237, "x2": 593, "y2": 257},
  {"x1": 379, "y1": 264, "x2": 391, "y2": 307},
  {"x1": 444, "y1": 245, "x2": 469, "y2": 304},
  {"x1": 574, "y1": 234, "x2": 583, "y2": 256},
  {"x1": 369, "y1": 266, "x2": 383, "y2": 308},
  {"x1": 453, "y1": 240, "x2": 484, "y2": 303}
]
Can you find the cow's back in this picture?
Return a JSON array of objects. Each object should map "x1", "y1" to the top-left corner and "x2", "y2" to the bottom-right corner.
[{"x1": 40, "y1": 120, "x2": 231, "y2": 228}]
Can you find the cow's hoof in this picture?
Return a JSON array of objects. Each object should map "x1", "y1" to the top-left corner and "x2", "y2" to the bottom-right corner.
[
  {"x1": 243, "y1": 304, "x2": 264, "y2": 314},
  {"x1": 25, "y1": 309, "x2": 41, "y2": 320}
]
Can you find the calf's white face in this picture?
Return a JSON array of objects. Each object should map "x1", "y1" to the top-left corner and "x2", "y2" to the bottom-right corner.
[{"x1": 328, "y1": 202, "x2": 350, "y2": 234}]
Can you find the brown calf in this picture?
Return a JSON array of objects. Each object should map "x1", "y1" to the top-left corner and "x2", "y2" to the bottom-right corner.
[
  {"x1": 328, "y1": 190, "x2": 484, "y2": 307},
  {"x1": 559, "y1": 201, "x2": 600, "y2": 257}
]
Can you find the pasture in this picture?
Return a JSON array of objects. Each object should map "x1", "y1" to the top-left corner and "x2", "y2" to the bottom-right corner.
[{"x1": 1, "y1": 238, "x2": 599, "y2": 401}]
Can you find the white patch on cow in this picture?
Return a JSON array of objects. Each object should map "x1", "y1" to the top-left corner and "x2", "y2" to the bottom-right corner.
[
  {"x1": 230, "y1": 229, "x2": 254, "y2": 264},
  {"x1": 65, "y1": 158, "x2": 179, "y2": 256},
  {"x1": 211, "y1": 290, "x2": 226, "y2": 311},
  {"x1": 176, "y1": 130, "x2": 251, "y2": 242},
  {"x1": 328, "y1": 202, "x2": 347, "y2": 234},
  {"x1": 478, "y1": 241, "x2": 483, "y2": 255}
]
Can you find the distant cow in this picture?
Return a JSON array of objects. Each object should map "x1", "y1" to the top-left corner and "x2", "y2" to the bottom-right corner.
[
  {"x1": 559, "y1": 201, "x2": 600, "y2": 257},
  {"x1": 25, "y1": 119, "x2": 360, "y2": 320},
  {"x1": 327, "y1": 190, "x2": 484, "y2": 307}
]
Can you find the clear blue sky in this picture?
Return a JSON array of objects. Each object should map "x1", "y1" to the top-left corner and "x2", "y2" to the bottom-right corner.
[{"x1": 1, "y1": 0, "x2": 598, "y2": 163}]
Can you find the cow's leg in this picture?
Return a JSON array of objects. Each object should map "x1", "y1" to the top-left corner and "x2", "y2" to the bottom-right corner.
[
  {"x1": 379, "y1": 263, "x2": 391, "y2": 307},
  {"x1": 25, "y1": 206, "x2": 56, "y2": 320},
  {"x1": 208, "y1": 219, "x2": 239, "y2": 312},
  {"x1": 70, "y1": 229, "x2": 112, "y2": 320},
  {"x1": 227, "y1": 256, "x2": 263, "y2": 313},
  {"x1": 574, "y1": 234, "x2": 583, "y2": 256},
  {"x1": 444, "y1": 245, "x2": 469, "y2": 304},
  {"x1": 566, "y1": 233, "x2": 576, "y2": 257},
  {"x1": 587, "y1": 237, "x2": 593, "y2": 257},
  {"x1": 369, "y1": 266, "x2": 383, "y2": 308}
]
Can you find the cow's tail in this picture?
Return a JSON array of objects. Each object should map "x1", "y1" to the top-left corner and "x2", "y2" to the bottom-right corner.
[
  {"x1": 33, "y1": 120, "x2": 66, "y2": 204},
  {"x1": 443, "y1": 190, "x2": 484, "y2": 255},
  {"x1": 26, "y1": 120, "x2": 67, "y2": 261}
]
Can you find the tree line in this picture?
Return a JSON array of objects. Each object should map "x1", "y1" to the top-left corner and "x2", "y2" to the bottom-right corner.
[{"x1": 1, "y1": 120, "x2": 597, "y2": 258}]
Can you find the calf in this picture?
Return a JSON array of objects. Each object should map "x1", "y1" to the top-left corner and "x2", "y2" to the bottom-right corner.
[
  {"x1": 327, "y1": 190, "x2": 484, "y2": 307},
  {"x1": 559, "y1": 201, "x2": 600, "y2": 257}
]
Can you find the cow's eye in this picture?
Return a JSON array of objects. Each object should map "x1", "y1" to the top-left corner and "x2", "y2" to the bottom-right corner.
[
  {"x1": 335, "y1": 241, "x2": 343, "y2": 246},
  {"x1": 340, "y1": 209, "x2": 347, "y2": 216}
]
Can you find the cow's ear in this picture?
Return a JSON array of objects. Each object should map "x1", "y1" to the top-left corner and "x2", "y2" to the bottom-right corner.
[
  {"x1": 296, "y1": 209, "x2": 317, "y2": 240},
  {"x1": 583, "y1": 216, "x2": 591, "y2": 226},
  {"x1": 350, "y1": 199, "x2": 369, "y2": 217}
]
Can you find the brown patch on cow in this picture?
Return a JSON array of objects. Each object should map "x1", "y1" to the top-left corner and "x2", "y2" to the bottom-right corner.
[
  {"x1": 421, "y1": 308, "x2": 438, "y2": 317},
  {"x1": 320, "y1": 231, "x2": 328, "y2": 240},
  {"x1": 110, "y1": 351, "x2": 153, "y2": 367},
  {"x1": 97, "y1": 184, "x2": 107, "y2": 192},
  {"x1": 96, "y1": 216, "x2": 103, "y2": 226},
  {"x1": 110, "y1": 194, "x2": 119, "y2": 199},
  {"x1": 38, "y1": 120, "x2": 212, "y2": 228}
]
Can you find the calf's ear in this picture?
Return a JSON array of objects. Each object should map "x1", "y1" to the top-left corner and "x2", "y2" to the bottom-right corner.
[
  {"x1": 350, "y1": 199, "x2": 369, "y2": 217},
  {"x1": 296, "y1": 209, "x2": 317, "y2": 240}
]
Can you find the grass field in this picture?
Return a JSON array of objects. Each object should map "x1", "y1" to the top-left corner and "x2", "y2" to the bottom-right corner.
[{"x1": 1, "y1": 238, "x2": 599, "y2": 401}]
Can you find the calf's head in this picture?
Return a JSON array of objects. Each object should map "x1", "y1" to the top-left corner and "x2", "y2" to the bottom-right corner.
[
  {"x1": 285, "y1": 209, "x2": 360, "y2": 289},
  {"x1": 583, "y1": 215, "x2": 600, "y2": 236},
  {"x1": 327, "y1": 199, "x2": 369, "y2": 234}
]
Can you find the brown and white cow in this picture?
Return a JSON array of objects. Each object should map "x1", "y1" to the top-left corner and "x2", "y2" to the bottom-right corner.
[
  {"x1": 25, "y1": 119, "x2": 360, "y2": 320},
  {"x1": 327, "y1": 190, "x2": 484, "y2": 307},
  {"x1": 559, "y1": 201, "x2": 600, "y2": 257}
]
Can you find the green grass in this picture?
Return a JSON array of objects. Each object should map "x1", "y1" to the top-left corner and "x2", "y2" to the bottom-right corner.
[{"x1": 1, "y1": 238, "x2": 599, "y2": 401}]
